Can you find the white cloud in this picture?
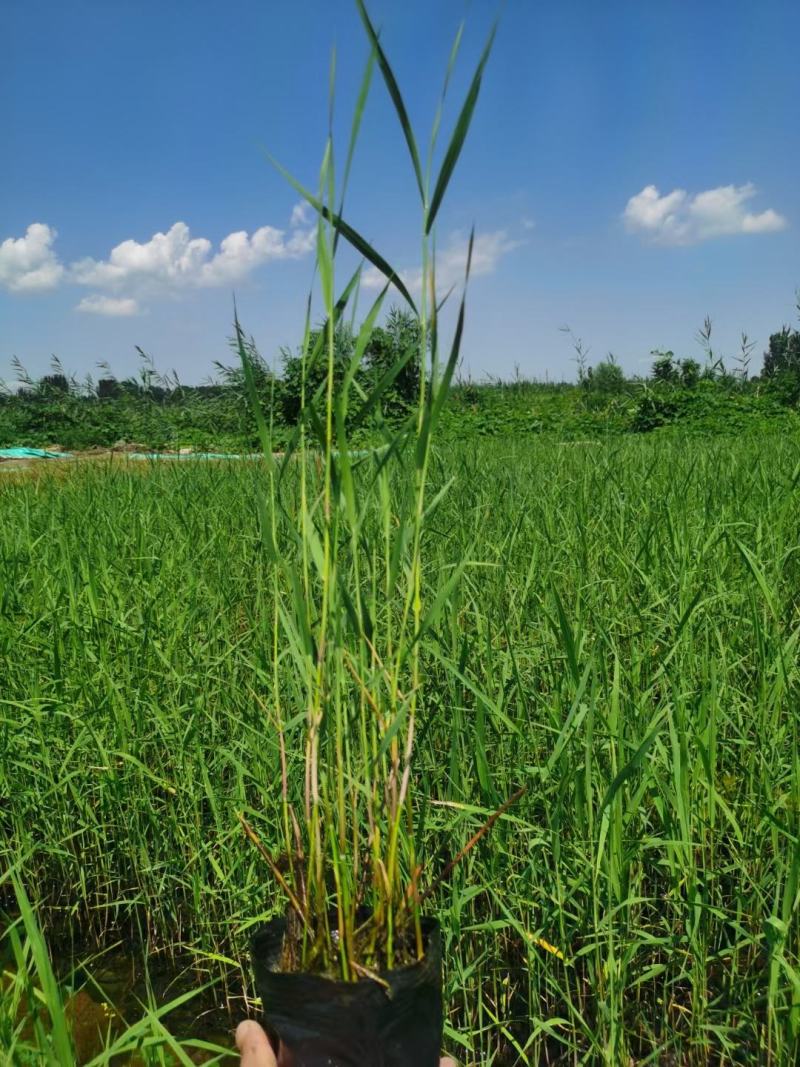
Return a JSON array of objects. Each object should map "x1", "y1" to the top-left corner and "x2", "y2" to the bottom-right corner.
[
  {"x1": 362, "y1": 228, "x2": 522, "y2": 294},
  {"x1": 624, "y1": 183, "x2": 787, "y2": 245},
  {"x1": 0, "y1": 223, "x2": 65, "y2": 292},
  {"x1": 200, "y1": 223, "x2": 316, "y2": 284},
  {"x1": 76, "y1": 294, "x2": 140, "y2": 316},
  {"x1": 71, "y1": 223, "x2": 211, "y2": 289},
  {"x1": 290, "y1": 201, "x2": 312, "y2": 227},
  {"x1": 71, "y1": 218, "x2": 315, "y2": 292},
  {"x1": 1, "y1": 208, "x2": 316, "y2": 315}
]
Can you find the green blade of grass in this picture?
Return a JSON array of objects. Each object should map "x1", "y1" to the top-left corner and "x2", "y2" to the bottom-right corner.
[
  {"x1": 355, "y1": 0, "x2": 425, "y2": 206},
  {"x1": 425, "y1": 25, "x2": 497, "y2": 233},
  {"x1": 266, "y1": 154, "x2": 417, "y2": 313}
]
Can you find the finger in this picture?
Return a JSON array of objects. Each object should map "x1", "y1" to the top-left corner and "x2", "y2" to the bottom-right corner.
[
  {"x1": 236, "y1": 1020, "x2": 277, "y2": 1067},
  {"x1": 440, "y1": 1059, "x2": 458, "y2": 1066}
]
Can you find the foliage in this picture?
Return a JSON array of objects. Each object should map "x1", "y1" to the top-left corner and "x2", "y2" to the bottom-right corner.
[
  {"x1": 1, "y1": 345, "x2": 286, "y2": 452},
  {"x1": 761, "y1": 326, "x2": 800, "y2": 405},
  {"x1": 762, "y1": 326, "x2": 800, "y2": 378},
  {"x1": 679, "y1": 356, "x2": 701, "y2": 387},
  {"x1": 630, "y1": 378, "x2": 797, "y2": 434},
  {"x1": 4, "y1": 356, "x2": 800, "y2": 451},
  {"x1": 221, "y1": 0, "x2": 498, "y2": 984},
  {"x1": 3, "y1": 434, "x2": 800, "y2": 1063},
  {"x1": 6, "y1": 297, "x2": 800, "y2": 451},
  {"x1": 629, "y1": 387, "x2": 680, "y2": 431},
  {"x1": 362, "y1": 306, "x2": 423, "y2": 417},
  {"x1": 279, "y1": 321, "x2": 362, "y2": 427},
  {"x1": 2, "y1": 0, "x2": 799, "y2": 1058},
  {"x1": 581, "y1": 358, "x2": 625, "y2": 394},
  {"x1": 277, "y1": 307, "x2": 423, "y2": 426},
  {"x1": 650, "y1": 349, "x2": 703, "y2": 386}
]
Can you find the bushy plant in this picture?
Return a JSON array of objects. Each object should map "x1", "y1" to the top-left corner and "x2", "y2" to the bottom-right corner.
[
  {"x1": 583, "y1": 358, "x2": 625, "y2": 394},
  {"x1": 651, "y1": 350, "x2": 680, "y2": 384},
  {"x1": 680, "y1": 357, "x2": 701, "y2": 388},
  {"x1": 362, "y1": 306, "x2": 423, "y2": 418},
  {"x1": 280, "y1": 323, "x2": 358, "y2": 424},
  {"x1": 631, "y1": 388, "x2": 680, "y2": 431},
  {"x1": 762, "y1": 326, "x2": 800, "y2": 379},
  {"x1": 761, "y1": 326, "x2": 800, "y2": 406}
]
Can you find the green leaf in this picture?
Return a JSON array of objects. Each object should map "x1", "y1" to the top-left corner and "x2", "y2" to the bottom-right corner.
[
  {"x1": 734, "y1": 537, "x2": 780, "y2": 621},
  {"x1": 335, "y1": 44, "x2": 377, "y2": 254},
  {"x1": 599, "y1": 713, "x2": 666, "y2": 813},
  {"x1": 352, "y1": 341, "x2": 418, "y2": 428},
  {"x1": 267, "y1": 154, "x2": 417, "y2": 313},
  {"x1": 426, "y1": 24, "x2": 496, "y2": 234},
  {"x1": 428, "y1": 21, "x2": 465, "y2": 166},
  {"x1": 234, "y1": 306, "x2": 274, "y2": 467},
  {"x1": 416, "y1": 234, "x2": 472, "y2": 466},
  {"x1": 356, "y1": 0, "x2": 425, "y2": 206}
]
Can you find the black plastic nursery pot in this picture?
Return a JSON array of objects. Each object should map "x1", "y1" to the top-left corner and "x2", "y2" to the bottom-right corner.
[{"x1": 251, "y1": 916, "x2": 443, "y2": 1067}]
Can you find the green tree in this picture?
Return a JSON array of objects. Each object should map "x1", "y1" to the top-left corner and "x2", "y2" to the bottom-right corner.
[
  {"x1": 363, "y1": 306, "x2": 422, "y2": 416},
  {"x1": 762, "y1": 327, "x2": 800, "y2": 378},
  {"x1": 280, "y1": 309, "x2": 424, "y2": 426},
  {"x1": 762, "y1": 327, "x2": 800, "y2": 405},
  {"x1": 651, "y1": 350, "x2": 679, "y2": 384},
  {"x1": 679, "y1": 358, "x2": 701, "y2": 388},
  {"x1": 583, "y1": 357, "x2": 625, "y2": 394},
  {"x1": 281, "y1": 323, "x2": 358, "y2": 424}
]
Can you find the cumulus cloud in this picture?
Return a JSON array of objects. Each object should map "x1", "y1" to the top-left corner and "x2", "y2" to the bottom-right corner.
[
  {"x1": 76, "y1": 294, "x2": 140, "y2": 316},
  {"x1": 0, "y1": 223, "x2": 65, "y2": 292},
  {"x1": 362, "y1": 228, "x2": 522, "y2": 294},
  {"x1": 1, "y1": 208, "x2": 316, "y2": 314},
  {"x1": 290, "y1": 201, "x2": 312, "y2": 227},
  {"x1": 72, "y1": 218, "x2": 315, "y2": 291},
  {"x1": 624, "y1": 183, "x2": 787, "y2": 245}
]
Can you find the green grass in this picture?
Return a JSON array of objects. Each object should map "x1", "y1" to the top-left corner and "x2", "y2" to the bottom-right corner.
[
  {"x1": 3, "y1": 372, "x2": 799, "y2": 454},
  {"x1": 2, "y1": 432, "x2": 800, "y2": 1063}
]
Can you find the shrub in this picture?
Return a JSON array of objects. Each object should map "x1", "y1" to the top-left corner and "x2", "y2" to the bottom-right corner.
[
  {"x1": 363, "y1": 306, "x2": 423, "y2": 416},
  {"x1": 583, "y1": 359, "x2": 625, "y2": 394},
  {"x1": 281, "y1": 323, "x2": 359, "y2": 424}
]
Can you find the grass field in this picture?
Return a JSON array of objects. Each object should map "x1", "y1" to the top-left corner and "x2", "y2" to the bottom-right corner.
[{"x1": 2, "y1": 431, "x2": 800, "y2": 1063}]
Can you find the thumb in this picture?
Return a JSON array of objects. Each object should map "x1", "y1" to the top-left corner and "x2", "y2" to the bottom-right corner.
[{"x1": 236, "y1": 1020, "x2": 277, "y2": 1067}]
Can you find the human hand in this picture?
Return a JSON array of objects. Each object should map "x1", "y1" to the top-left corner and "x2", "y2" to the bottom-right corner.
[
  {"x1": 235, "y1": 1020, "x2": 457, "y2": 1066},
  {"x1": 236, "y1": 1021, "x2": 277, "y2": 1067}
]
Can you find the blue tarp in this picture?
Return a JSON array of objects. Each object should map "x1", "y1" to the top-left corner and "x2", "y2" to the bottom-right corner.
[
  {"x1": 127, "y1": 449, "x2": 380, "y2": 460},
  {"x1": 0, "y1": 448, "x2": 72, "y2": 459},
  {"x1": 128, "y1": 452, "x2": 251, "y2": 460},
  {"x1": 0, "y1": 447, "x2": 383, "y2": 461}
]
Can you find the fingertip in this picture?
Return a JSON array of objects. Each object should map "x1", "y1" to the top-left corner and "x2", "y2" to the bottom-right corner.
[{"x1": 235, "y1": 1018, "x2": 269, "y2": 1052}]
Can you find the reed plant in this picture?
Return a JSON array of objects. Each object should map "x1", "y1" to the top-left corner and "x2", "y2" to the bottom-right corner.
[{"x1": 231, "y1": 0, "x2": 497, "y2": 979}]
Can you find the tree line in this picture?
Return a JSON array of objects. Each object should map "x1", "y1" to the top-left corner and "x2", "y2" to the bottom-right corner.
[{"x1": 2, "y1": 299, "x2": 799, "y2": 449}]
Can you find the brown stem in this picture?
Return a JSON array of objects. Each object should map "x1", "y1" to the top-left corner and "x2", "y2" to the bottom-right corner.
[
  {"x1": 419, "y1": 785, "x2": 528, "y2": 903},
  {"x1": 239, "y1": 813, "x2": 310, "y2": 931}
]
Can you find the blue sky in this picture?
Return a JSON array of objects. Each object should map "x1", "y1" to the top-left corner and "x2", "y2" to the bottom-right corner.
[{"x1": 2, "y1": 0, "x2": 798, "y2": 385}]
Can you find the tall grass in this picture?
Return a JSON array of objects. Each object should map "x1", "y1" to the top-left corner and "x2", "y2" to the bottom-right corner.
[
  {"x1": 2, "y1": 433, "x2": 800, "y2": 1062},
  {"x1": 223, "y1": 0, "x2": 498, "y2": 979}
]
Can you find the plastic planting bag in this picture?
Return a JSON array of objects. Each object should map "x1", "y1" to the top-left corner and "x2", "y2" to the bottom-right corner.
[{"x1": 251, "y1": 917, "x2": 443, "y2": 1067}]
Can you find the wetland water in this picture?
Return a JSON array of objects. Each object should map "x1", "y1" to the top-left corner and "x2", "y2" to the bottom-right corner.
[{"x1": 2, "y1": 917, "x2": 244, "y2": 1063}]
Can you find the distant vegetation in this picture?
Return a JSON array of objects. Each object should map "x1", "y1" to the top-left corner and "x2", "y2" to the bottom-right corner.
[{"x1": 3, "y1": 301, "x2": 800, "y2": 451}]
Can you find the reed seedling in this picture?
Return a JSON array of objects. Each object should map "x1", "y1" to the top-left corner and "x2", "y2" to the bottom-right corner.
[{"x1": 230, "y1": 0, "x2": 498, "y2": 984}]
